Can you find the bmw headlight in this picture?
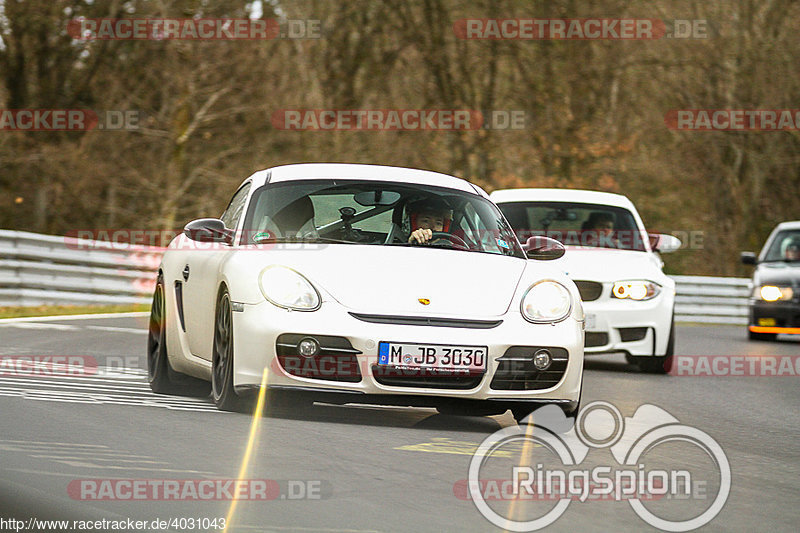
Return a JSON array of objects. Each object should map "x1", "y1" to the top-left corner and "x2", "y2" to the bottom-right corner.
[
  {"x1": 756, "y1": 285, "x2": 793, "y2": 302},
  {"x1": 259, "y1": 266, "x2": 320, "y2": 311},
  {"x1": 612, "y1": 280, "x2": 661, "y2": 301},
  {"x1": 521, "y1": 281, "x2": 573, "y2": 323}
]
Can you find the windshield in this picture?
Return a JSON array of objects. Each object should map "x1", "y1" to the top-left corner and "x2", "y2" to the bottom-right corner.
[
  {"x1": 242, "y1": 180, "x2": 525, "y2": 258},
  {"x1": 762, "y1": 230, "x2": 800, "y2": 262},
  {"x1": 497, "y1": 201, "x2": 648, "y2": 252}
]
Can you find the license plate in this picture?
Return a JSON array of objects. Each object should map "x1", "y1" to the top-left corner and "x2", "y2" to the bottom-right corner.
[
  {"x1": 758, "y1": 318, "x2": 776, "y2": 326},
  {"x1": 378, "y1": 342, "x2": 487, "y2": 371},
  {"x1": 585, "y1": 313, "x2": 597, "y2": 330}
]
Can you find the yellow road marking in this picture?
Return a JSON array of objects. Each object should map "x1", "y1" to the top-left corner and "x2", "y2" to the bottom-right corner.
[
  {"x1": 224, "y1": 366, "x2": 269, "y2": 533},
  {"x1": 394, "y1": 437, "x2": 538, "y2": 457},
  {"x1": 505, "y1": 422, "x2": 537, "y2": 530}
]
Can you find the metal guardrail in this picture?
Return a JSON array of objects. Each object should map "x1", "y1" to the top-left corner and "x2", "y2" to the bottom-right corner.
[
  {"x1": 0, "y1": 230, "x2": 752, "y2": 325},
  {"x1": 670, "y1": 275, "x2": 750, "y2": 325},
  {"x1": 0, "y1": 230, "x2": 161, "y2": 307}
]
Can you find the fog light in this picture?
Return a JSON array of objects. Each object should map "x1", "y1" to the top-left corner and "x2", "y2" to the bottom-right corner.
[
  {"x1": 297, "y1": 337, "x2": 320, "y2": 357},
  {"x1": 533, "y1": 349, "x2": 552, "y2": 371}
]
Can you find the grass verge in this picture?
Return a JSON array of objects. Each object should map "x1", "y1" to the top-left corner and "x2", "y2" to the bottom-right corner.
[{"x1": 0, "y1": 304, "x2": 150, "y2": 319}]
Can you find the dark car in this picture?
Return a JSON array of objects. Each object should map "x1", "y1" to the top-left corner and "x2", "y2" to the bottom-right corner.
[{"x1": 741, "y1": 221, "x2": 800, "y2": 340}]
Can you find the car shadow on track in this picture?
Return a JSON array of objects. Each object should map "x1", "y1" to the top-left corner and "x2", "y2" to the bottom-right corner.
[
  {"x1": 261, "y1": 402, "x2": 510, "y2": 433},
  {"x1": 583, "y1": 354, "x2": 641, "y2": 374}
]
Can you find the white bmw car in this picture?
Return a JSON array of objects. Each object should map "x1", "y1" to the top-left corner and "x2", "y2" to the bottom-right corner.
[
  {"x1": 491, "y1": 188, "x2": 680, "y2": 373},
  {"x1": 147, "y1": 164, "x2": 584, "y2": 421}
]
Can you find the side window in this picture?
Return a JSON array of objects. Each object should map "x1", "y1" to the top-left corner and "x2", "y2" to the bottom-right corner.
[
  {"x1": 458, "y1": 203, "x2": 499, "y2": 253},
  {"x1": 220, "y1": 183, "x2": 251, "y2": 230}
]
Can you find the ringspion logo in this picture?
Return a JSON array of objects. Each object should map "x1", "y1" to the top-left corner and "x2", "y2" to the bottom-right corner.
[{"x1": 467, "y1": 402, "x2": 730, "y2": 531}]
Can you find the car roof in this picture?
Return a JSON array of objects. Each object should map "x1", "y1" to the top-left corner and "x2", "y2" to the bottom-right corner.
[
  {"x1": 243, "y1": 163, "x2": 483, "y2": 195},
  {"x1": 773, "y1": 220, "x2": 800, "y2": 231},
  {"x1": 490, "y1": 188, "x2": 635, "y2": 209}
]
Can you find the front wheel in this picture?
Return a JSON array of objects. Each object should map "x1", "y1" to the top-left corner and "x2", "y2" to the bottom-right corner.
[
  {"x1": 147, "y1": 275, "x2": 210, "y2": 396},
  {"x1": 212, "y1": 289, "x2": 251, "y2": 412}
]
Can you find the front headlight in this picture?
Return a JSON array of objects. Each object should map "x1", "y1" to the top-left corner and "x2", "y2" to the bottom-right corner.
[
  {"x1": 612, "y1": 280, "x2": 661, "y2": 301},
  {"x1": 756, "y1": 285, "x2": 793, "y2": 302},
  {"x1": 521, "y1": 280, "x2": 573, "y2": 323},
  {"x1": 259, "y1": 265, "x2": 320, "y2": 311}
]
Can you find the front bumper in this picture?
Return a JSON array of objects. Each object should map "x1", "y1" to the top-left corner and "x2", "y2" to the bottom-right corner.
[
  {"x1": 230, "y1": 299, "x2": 583, "y2": 405},
  {"x1": 581, "y1": 287, "x2": 673, "y2": 357},
  {"x1": 748, "y1": 300, "x2": 800, "y2": 334}
]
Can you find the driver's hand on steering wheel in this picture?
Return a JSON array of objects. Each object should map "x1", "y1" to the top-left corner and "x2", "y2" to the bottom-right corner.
[{"x1": 409, "y1": 228, "x2": 433, "y2": 244}]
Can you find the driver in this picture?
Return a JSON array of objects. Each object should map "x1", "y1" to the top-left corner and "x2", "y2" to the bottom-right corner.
[
  {"x1": 785, "y1": 239, "x2": 800, "y2": 261},
  {"x1": 406, "y1": 198, "x2": 452, "y2": 245},
  {"x1": 581, "y1": 212, "x2": 617, "y2": 247}
]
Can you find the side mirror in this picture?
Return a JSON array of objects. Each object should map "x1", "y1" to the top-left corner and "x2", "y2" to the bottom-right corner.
[
  {"x1": 183, "y1": 218, "x2": 234, "y2": 244},
  {"x1": 524, "y1": 236, "x2": 565, "y2": 260},
  {"x1": 650, "y1": 233, "x2": 682, "y2": 253},
  {"x1": 740, "y1": 251, "x2": 757, "y2": 265}
]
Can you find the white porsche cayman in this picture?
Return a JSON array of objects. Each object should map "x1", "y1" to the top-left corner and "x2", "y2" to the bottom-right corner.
[
  {"x1": 491, "y1": 189, "x2": 680, "y2": 373},
  {"x1": 147, "y1": 164, "x2": 584, "y2": 421}
]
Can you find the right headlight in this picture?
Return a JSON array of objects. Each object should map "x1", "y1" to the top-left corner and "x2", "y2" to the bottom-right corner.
[
  {"x1": 521, "y1": 280, "x2": 573, "y2": 323},
  {"x1": 611, "y1": 280, "x2": 661, "y2": 301},
  {"x1": 259, "y1": 265, "x2": 320, "y2": 311},
  {"x1": 755, "y1": 285, "x2": 793, "y2": 302}
]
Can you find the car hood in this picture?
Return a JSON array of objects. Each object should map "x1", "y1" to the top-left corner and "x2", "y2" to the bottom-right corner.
[
  {"x1": 548, "y1": 247, "x2": 667, "y2": 283},
  {"x1": 754, "y1": 262, "x2": 800, "y2": 287},
  {"x1": 247, "y1": 245, "x2": 527, "y2": 317}
]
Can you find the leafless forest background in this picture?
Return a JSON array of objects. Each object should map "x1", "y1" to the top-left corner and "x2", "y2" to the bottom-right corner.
[{"x1": 1, "y1": 0, "x2": 798, "y2": 275}]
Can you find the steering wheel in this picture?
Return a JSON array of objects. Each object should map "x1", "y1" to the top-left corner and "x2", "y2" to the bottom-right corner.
[{"x1": 428, "y1": 231, "x2": 470, "y2": 250}]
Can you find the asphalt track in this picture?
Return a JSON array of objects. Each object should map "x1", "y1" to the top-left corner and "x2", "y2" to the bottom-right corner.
[{"x1": 0, "y1": 315, "x2": 798, "y2": 532}]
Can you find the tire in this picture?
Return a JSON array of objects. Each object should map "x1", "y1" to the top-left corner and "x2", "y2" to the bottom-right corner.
[
  {"x1": 147, "y1": 275, "x2": 211, "y2": 396},
  {"x1": 212, "y1": 289, "x2": 252, "y2": 412},
  {"x1": 748, "y1": 329, "x2": 777, "y2": 341},
  {"x1": 636, "y1": 315, "x2": 675, "y2": 374}
]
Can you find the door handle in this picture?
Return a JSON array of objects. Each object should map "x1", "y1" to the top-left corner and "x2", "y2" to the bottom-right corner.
[{"x1": 183, "y1": 265, "x2": 190, "y2": 281}]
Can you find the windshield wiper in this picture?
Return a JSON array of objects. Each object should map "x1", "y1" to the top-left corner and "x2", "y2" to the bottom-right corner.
[
  {"x1": 305, "y1": 236, "x2": 361, "y2": 244},
  {"x1": 253, "y1": 236, "x2": 360, "y2": 245}
]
